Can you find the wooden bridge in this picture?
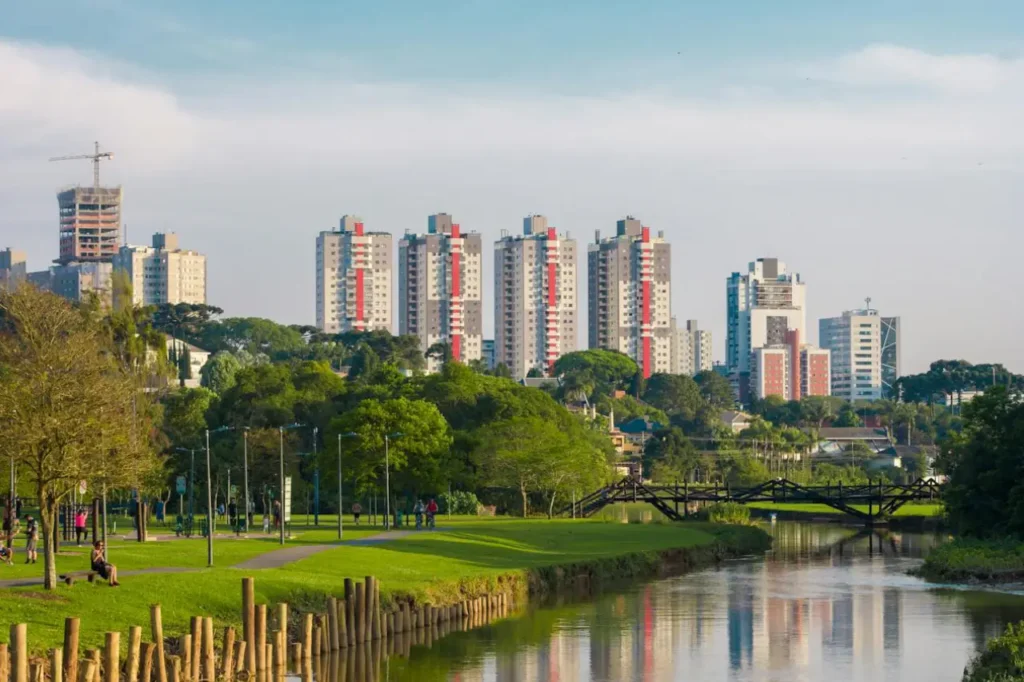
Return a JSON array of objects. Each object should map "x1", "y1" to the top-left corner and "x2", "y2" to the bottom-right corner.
[{"x1": 566, "y1": 476, "x2": 943, "y2": 524}]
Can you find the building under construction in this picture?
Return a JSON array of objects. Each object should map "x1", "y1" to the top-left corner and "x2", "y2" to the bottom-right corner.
[{"x1": 56, "y1": 185, "x2": 123, "y2": 264}]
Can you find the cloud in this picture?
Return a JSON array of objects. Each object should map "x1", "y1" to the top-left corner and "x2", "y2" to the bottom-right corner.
[{"x1": 815, "y1": 43, "x2": 1024, "y2": 95}]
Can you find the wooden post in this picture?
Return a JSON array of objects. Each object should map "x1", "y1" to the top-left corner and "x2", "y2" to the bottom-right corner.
[
  {"x1": 290, "y1": 644, "x2": 301, "y2": 670},
  {"x1": 255, "y1": 605, "x2": 267, "y2": 677},
  {"x1": 337, "y1": 601, "x2": 348, "y2": 649},
  {"x1": 189, "y1": 618, "x2": 201, "y2": 682},
  {"x1": 63, "y1": 618, "x2": 80, "y2": 682},
  {"x1": 0, "y1": 643, "x2": 8, "y2": 682},
  {"x1": 126, "y1": 627, "x2": 142, "y2": 682},
  {"x1": 169, "y1": 657, "x2": 181, "y2": 682},
  {"x1": 354, "y1": 584, "x2": 365, "y2": 643},
  {"x1": 233, "y1": 642, "x2": 246, "y2": 676},
  {"x1": 103, "y1": 632, "x2": 120, "y2": 682},
  {"x1": 11, "y1": 624, "x2": 28, "y2": 682},
  {"x1": 327, "y1": 597, "x2": 339, "y2": 651},
  {"x1": 140, "y1": 644, "x2": 154, "y2": 682},
  {"x1": 273, "y1": 631, "x2": 285, "y2": 670},
  {"x1": 302, "y1": 614, "x2": 313, "y2": 661},
  {"x1": 221, "y1": 627, "x2": 236, "y2": 681},
  {"x1": 370, "y1": 578, "x2": 381, "y2": 640},
  {"x1": 79, "y1": 659, "x2": 97, "y2": 682},
  {"x1": 242, "y1": 578, "x2": 256, "y2": 676},
  {"x1": 312, "y1": 621, "x2": 321, "y2": 661},
  {"x1": 343, "y1": 582, "x2": 355, "y2": 647},
  {"x1": 362, "y1": 578, "x2": 373, "y2": 640},
  {"x1": 201, "y1": 618, "x2": 215, "y2": 682},
  {"x1": 150, "y1": 605, "x2": 167, "y2": 682},
  {"x1": 51, "y1": 648, "x2": 64, "y2": 682},
  {"x1": 179, "y1": 637, "x2": 190, "y2": 682}
]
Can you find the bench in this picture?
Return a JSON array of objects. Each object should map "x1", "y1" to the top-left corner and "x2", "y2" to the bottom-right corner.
[{"x1": 59, "y1": 571, "x2": 98, "y2": 586}]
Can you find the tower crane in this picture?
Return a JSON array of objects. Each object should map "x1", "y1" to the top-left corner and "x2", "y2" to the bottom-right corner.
[{"x1": 49, "y1": 141, "x2": 114, "y2": 189}]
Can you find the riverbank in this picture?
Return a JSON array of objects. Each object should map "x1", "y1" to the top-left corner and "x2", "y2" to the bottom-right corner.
[
  {"x1": 918, "y1": 537, "x2": 1024, "y2": 584},
  {"x1": 747, "y1": 502, "x2": 944, "y2": 528},
  {"x1": 1, "y1": 518, "x2": 770, "y2": 652}
]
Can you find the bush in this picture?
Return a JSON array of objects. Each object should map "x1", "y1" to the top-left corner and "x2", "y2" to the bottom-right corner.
[
  {"x1": 964, "y1": 621, "x2": 1024, "y2": 681},
  {"x1": 695, "y1": 502, "x2": 752, "y2": 525},
  {"x1": 439, "y1": 490, "x2": 480, "y2": 515},
  {"x1": 919, "y1": 538, "x2": 1024, "y2": 583}
]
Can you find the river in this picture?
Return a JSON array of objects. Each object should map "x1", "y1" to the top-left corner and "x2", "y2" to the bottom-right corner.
[{"x1": 309, "y1": 520, "x2": 1024, "y2": 681}]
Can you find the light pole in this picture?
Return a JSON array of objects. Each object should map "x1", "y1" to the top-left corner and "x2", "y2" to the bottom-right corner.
[
  {"x1": 338, "y1": 432, "x2": 358, "y2": 540},
  {"x1": 278, "y1": 423, "x2": 306, "y2": 545},
  {"x1": 383, "y1": 432, "x2": 402, "y2": 531},
  {"x1": 242, "y1": 429, "x2": 250, "y2": 533},
  {"x1": 205, "y1": 426, "x2": 237, "y2": 567},
  {"x1": 313, "y1": 427, "x2": 319, "y2": 526}
]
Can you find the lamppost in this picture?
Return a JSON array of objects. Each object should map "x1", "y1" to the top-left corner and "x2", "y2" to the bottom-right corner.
[
  {"x1": 312, "y1": 427, "x2": 319, "y2": 526},
  {"x1": 278, "y1": 423, "x2": 306, "y2": 545},
  {"x1": 383, "y1": 432, "x2": 402, "y2": 531},
  {"x1": 205, "y1": 426, "x2": 238, "y2": 567},
  {"x1": 337, "y1": 432, "x2": 359, "y2": 540},
  {"x1": 242, "y1": 429, "x2": 250, "y2": 533}
]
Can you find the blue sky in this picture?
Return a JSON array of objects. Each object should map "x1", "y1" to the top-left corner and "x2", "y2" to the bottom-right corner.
[{"x1": 2, "y1": 1, "x2": 1024, "y2": 372}]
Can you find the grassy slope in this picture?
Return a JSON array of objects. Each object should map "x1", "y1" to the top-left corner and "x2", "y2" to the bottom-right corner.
[
  {"x1": 746, "y1": 502, "x2": 943, "y2": 517},
  {"x1": 0, "y1": 518, "x2": 762, "y2": 652},
  {"x1": 919, "y1": 538, "x2": 1024, "y2": 583}
]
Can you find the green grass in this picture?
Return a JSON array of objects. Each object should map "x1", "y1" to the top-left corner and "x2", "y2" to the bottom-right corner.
[
  {"x1": 746, "y1": 502, "x2": 944, "y2": 517},
  {"x1": 0, "y1": 517, "x2": 764, "y2": 653},
  {"x1": 920, "y1": 538, "x2": 1024, "y2": 583}
]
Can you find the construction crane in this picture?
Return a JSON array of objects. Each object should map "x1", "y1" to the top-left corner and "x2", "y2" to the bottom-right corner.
[{"x1": 49, "y1": 141, "x2": 114, "y2": 189}]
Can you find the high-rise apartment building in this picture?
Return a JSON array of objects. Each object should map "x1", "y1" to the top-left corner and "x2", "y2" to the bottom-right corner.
[
  {"x1": 726, "y1": 258, "x2": 807, "y2": 374},
  {"x1": 57, "y1": 186, "x2": 122, "y2": 264},
  {"x1": 315, "y1": 216, "x2": 392, "y2": 334},
  {"x1": 0, "y1": 249, "x2": 27, "y2": 291},
  {"x1": 749, "y1": 329, "x2": 830, "y2": 400},
  {"x1": 880, "y1": 316, "x2": 901, "y2": 397},
  {"x1": 399, "y1": 213, "x2": 483, "y2": 371},
  {"x1": 113, "y1": 233, "x2": 207, "y2": 307},
  {"x1": 671, "y1": 318, "x2": 713, "y2": 376},
  {"x1": 52, "y1": 262, "x2": 113, "y2": 305},
  {"x1": 819, "y1": 308, "x2": 884, "y2": 401},
  {"x1": 494, "y1": 215, "x2": 578, "y2": 378},
  {"x1": 588, "y1": 217, "x2": 671, "y2": 378}
]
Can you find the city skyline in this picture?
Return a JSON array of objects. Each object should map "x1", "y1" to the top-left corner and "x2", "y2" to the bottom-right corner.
[{"x1": 3, "y1": 2, "x2": 1024, "y2": 373}]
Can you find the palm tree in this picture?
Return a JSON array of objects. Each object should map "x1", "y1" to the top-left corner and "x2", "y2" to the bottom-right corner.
[{"x1": 893, "y1": 403, "x2": 918, "y2": 446}]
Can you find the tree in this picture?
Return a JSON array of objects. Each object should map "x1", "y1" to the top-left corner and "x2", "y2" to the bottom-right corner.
[
  {"x1": 473, "y1": 417, "x2": 566, "y2": 517},
  {"x1": 0, "y1": 287, "x2": 157, "y2": 588},
  {"x1": 695, "y1": 370, "x2": 734, "y2": 409},
  {"x1": 201, "y1": 351, "x2": 243, "y2": 394},
  {"x1": 162, "y1": 388, "x2": 216, "y2": 448},
  {"x1": 151, "y1": 303, "x2": 223, "y2": 343},
  {"x1": 938, "y1": 386, "x2": 1024, "y2": 537},
  {"x1": 526, "y1": 367, "x2": 544, "y2": 378},
  {"x1": 553, "y1": 350, "x2": 638, "y2": 400},
  {"x1": 642, "y1": 373, "x2": 702, "y2": 421},
  {"x1": 327, "y1": 398, "x2": 452, "y2": 498},
  {"x1": 645, "y1": 427, "x2": 702, "y2": 483},
  {"x1": 801, "y1": 395, "x2": 840, "y2": 430},
  {"x1": 893, "y1": 402, "x2": 918, "y2": 445}
]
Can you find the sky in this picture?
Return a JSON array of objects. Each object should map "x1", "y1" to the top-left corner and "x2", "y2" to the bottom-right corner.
[{"x1": 2, "y1": 0, "x2": 1023, "y2": 374}]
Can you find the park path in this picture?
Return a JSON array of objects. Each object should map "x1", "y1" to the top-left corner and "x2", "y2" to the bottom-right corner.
[{"x1": 0, "y1": 529, "x2": 435, "y2": 588}]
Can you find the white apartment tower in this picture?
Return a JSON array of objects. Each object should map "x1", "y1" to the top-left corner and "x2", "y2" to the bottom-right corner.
[
  {"x1": 671, "y1": 318, "x2": 713, "y2": 376},
  {"x1": 726, "y1": 258, "x2": 807, "y2": 374},
  {"x1": 819, "y1": 307, "x2": 884, "y2": 401},
  {"x1": 494, "y1": 215, "x2": 578, "y2": 378},
  {"x1": 113, "y1": 233, "x2": 206, "y2": 306},
  {"x1": 315, "y1": 216, "x2": 393, "y2": 334},
  {"x1": 588, "y1": 217, "x2": 671, "y2": 378},
  {"x1": 399, "y1": 213, "x2": 483, "y2": 371}
]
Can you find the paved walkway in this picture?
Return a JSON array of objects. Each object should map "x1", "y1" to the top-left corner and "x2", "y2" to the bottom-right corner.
[{"x1": 0, "y1": 529, "x2": 436, "y2": 588}]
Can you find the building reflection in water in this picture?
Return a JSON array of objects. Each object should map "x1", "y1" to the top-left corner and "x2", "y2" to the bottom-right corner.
[{"x1": 333, "y1": 523, "x2": 1024, "y2": 681}]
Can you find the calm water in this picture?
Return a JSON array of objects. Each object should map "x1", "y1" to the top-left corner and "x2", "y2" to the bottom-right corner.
[{"x1": 309, "y1": 520, "x2": 1024, "y2": 681}]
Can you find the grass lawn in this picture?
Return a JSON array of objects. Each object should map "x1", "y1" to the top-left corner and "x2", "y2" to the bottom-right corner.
[
  {"x1": 0, "y1": 517, "x2": 754, "y2": 652},
  {"x1": 746, "y1": 502, "x2": 944, "y2": 517}
]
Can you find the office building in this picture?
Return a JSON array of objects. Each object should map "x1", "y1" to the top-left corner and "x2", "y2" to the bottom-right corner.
[
  {"x1": 881, "y1": 316, "x2": 901, "y2": 397},
  {"x1": 315, "y1": 216, "x2": 392, "y2": 334},
  {"x1": 726, "y1": 258, "x2": 807, "y2": 374},
  {"x1": 588, "y1": 217, "x2": 671, "y2": 378},
  {"x1": 51, "y1": 261, "x2": 113, "y2": 306},
  {"x1": 57, "y1": 186, "x2": 123, "y2": 264},
  {"x1": 0, "y1": 249, "x2": 27, "y2": 291},
  {"x1": 671, "y1": 317, "x2": 713, "y2": 376},
  {"x1": 749, "y1": 329, "x2": 831, "y2": 401},
  {"x1": 113, "y1": 233, "x2": 207, "y2": 307},
  {"x1": 399, "y1": 213, "x2": 483, "y2": 371},
  {"x1": 494, "y1": 215, "x2": 578, "y2": 378},
  {"x1": 819, "y1": 307, "x2": 884, "y2": 401},
  {"x1": 481, "y1": 339, "x2": 496, "y2": 371}
]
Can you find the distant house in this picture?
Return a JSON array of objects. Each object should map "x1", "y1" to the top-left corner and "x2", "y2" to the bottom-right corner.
[
  {"x1": 519, "y1": 377, "x2": 558, "y2": 391},
  {"x1": 166, "y1": 337, "x2": 211, "y2": 389},
  {"x1": 720, "y1": 410, "x2": 752, "y2": 433},
  {"x1": 808, "y1": 426, "x2": 898, "y2": 467}
]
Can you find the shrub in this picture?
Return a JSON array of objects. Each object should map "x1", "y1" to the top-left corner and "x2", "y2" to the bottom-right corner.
[
  {"x1": 964, "y1": 621, "x2": 1024, "y2": 681},
  {"x1": 439, "y1": 490, "x2": 481, "y2": 515},
  {"x1": 695, "y1": 502, "x2": 752, "y2": 525}
]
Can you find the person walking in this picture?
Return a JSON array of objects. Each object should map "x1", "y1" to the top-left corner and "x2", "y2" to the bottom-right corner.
[
  {"x1": 24, "y1": 515, "x2": 38, "y2": 564},
  {"x1": 426, "y1": 499, "x2": 439, "y2": 530},
  {"x1": 90, "y1": 541, "x2": 119, "y2": 586},
  {"x1": 228, "y1": 499, "x2": 238, "y2": 529},
  {"x1": 74, "y1": 509, "x2": 88, "y2": 545},
  {"x1": 352, "y1": 502, "x2": 362, "y2": 526},
  {"x1": 272, "y1": 500, "x2": 282, "y2": 530},
  {"x1": 413, "y1": 500, "x2": 425, "y2": 530}
]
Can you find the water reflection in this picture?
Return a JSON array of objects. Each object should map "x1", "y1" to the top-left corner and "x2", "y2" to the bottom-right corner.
[{"x1": 303, "y1": 522, "x2": 1024, "y2": 681}]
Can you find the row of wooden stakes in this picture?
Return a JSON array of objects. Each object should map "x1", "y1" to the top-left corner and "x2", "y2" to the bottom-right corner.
[{"x1": 0, "y1": 577, "x2": 515, "y2": 682}]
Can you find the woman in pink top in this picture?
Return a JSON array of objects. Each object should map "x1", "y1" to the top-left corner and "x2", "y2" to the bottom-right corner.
[{"x1": 74, "y1": 510, "x2": 88, "y2": 545}]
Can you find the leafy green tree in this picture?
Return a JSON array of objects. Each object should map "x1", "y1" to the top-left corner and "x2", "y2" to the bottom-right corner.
[
  {"x1": 695, "y1": 370, "x2": 734, "y2": 409},
  {"x1": 162, "y1": 388, "x2": 216, "y2": 447},
  {"x1": 722, "y1": 455, "x2": 770, "y2": 486},
  {"x1": 473, "y1": 417, "x2": 565, "y2": 517},
  {"x1": 645, "y1": 427, "x2": 702, "y2": 483},
  {"x1": 800, "y1": 395, "x2": 840, "y2": 429},
  {"x1": 553, "y1": 350, "x2": 638, "y2": 400},
  {"x1": 201, "y1": 351, "x2": 243, "y2": 393},
  {"x1": 492, "y1": 363, "x2": 512, "y2": 379},
  {"x1": 642, "y1": 373, "x2": 702, "y2": 421},
  {"x1": 597, "y1": 394, "x2": 669, "y2": 426},
  {"x1": 328, "y1": 398, "x2": 452, "y2": 499},
  {"x1": 833, "y1": 403, "x2": 862, "y2": 427},
  {"x1": 526, "y1": 367, "x2": 544, "y2": 378}
]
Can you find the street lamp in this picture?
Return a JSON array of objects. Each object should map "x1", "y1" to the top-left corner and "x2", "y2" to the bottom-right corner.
[
  {"x1": 312, "y1": 427, "x2": 319, "y2": 526},
  {"x1": 337, "y1": 432, "x2": 359, "y2": 540},
  {"x1": 205, "y1": 426, "x2": 237, "y2": 567},
  {"x1": 242, "y1": 429, "x2": 250, "y2": 533},
  {"x1": 278, "y1": 423, "x2": 306, "y2": 545},
  {"x1": 383, "y1": 432, "x2": 403, "y2": 531}
]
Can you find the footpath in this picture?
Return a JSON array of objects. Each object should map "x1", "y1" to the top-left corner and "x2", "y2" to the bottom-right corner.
[{"x1": 0, "y1": 528, "x2": 431, "y2": 589}]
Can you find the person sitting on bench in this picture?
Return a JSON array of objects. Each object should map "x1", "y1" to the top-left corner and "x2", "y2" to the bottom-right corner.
[
  {"x1": 90, "y1": 541, "x2": 119, "y2": 586},
  {"x1": 0, "y1": 544, "x2": 12, "y2": 566}
]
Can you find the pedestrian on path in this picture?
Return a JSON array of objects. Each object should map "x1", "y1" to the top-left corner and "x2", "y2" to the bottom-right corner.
[
  {"x1": 413, "y1": 500, "x2": 425, "y2": 529},
  {"x1": 75, "y1": 509, "x2": 88, "y2": 545},
  {"x1": 272, "y1": 500, "x2": 282, "y2": 529},
  {"x1": 24, "y1": 515, "x2": 38, "y2": 564},
  {"x1": 426, "y1": 499, "x2": 438, "y2": 530},
  {"x1": 352, "y1": 502, "x2": 362, "y2": 525}
]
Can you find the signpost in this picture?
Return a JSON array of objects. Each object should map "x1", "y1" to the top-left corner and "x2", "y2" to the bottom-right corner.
[
  {"x1": 176, "y1": 476, "x2": 187, "y2": 516},
  {"x1": 283, "y1": 476, "x2": 292, "y2": 524}
]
